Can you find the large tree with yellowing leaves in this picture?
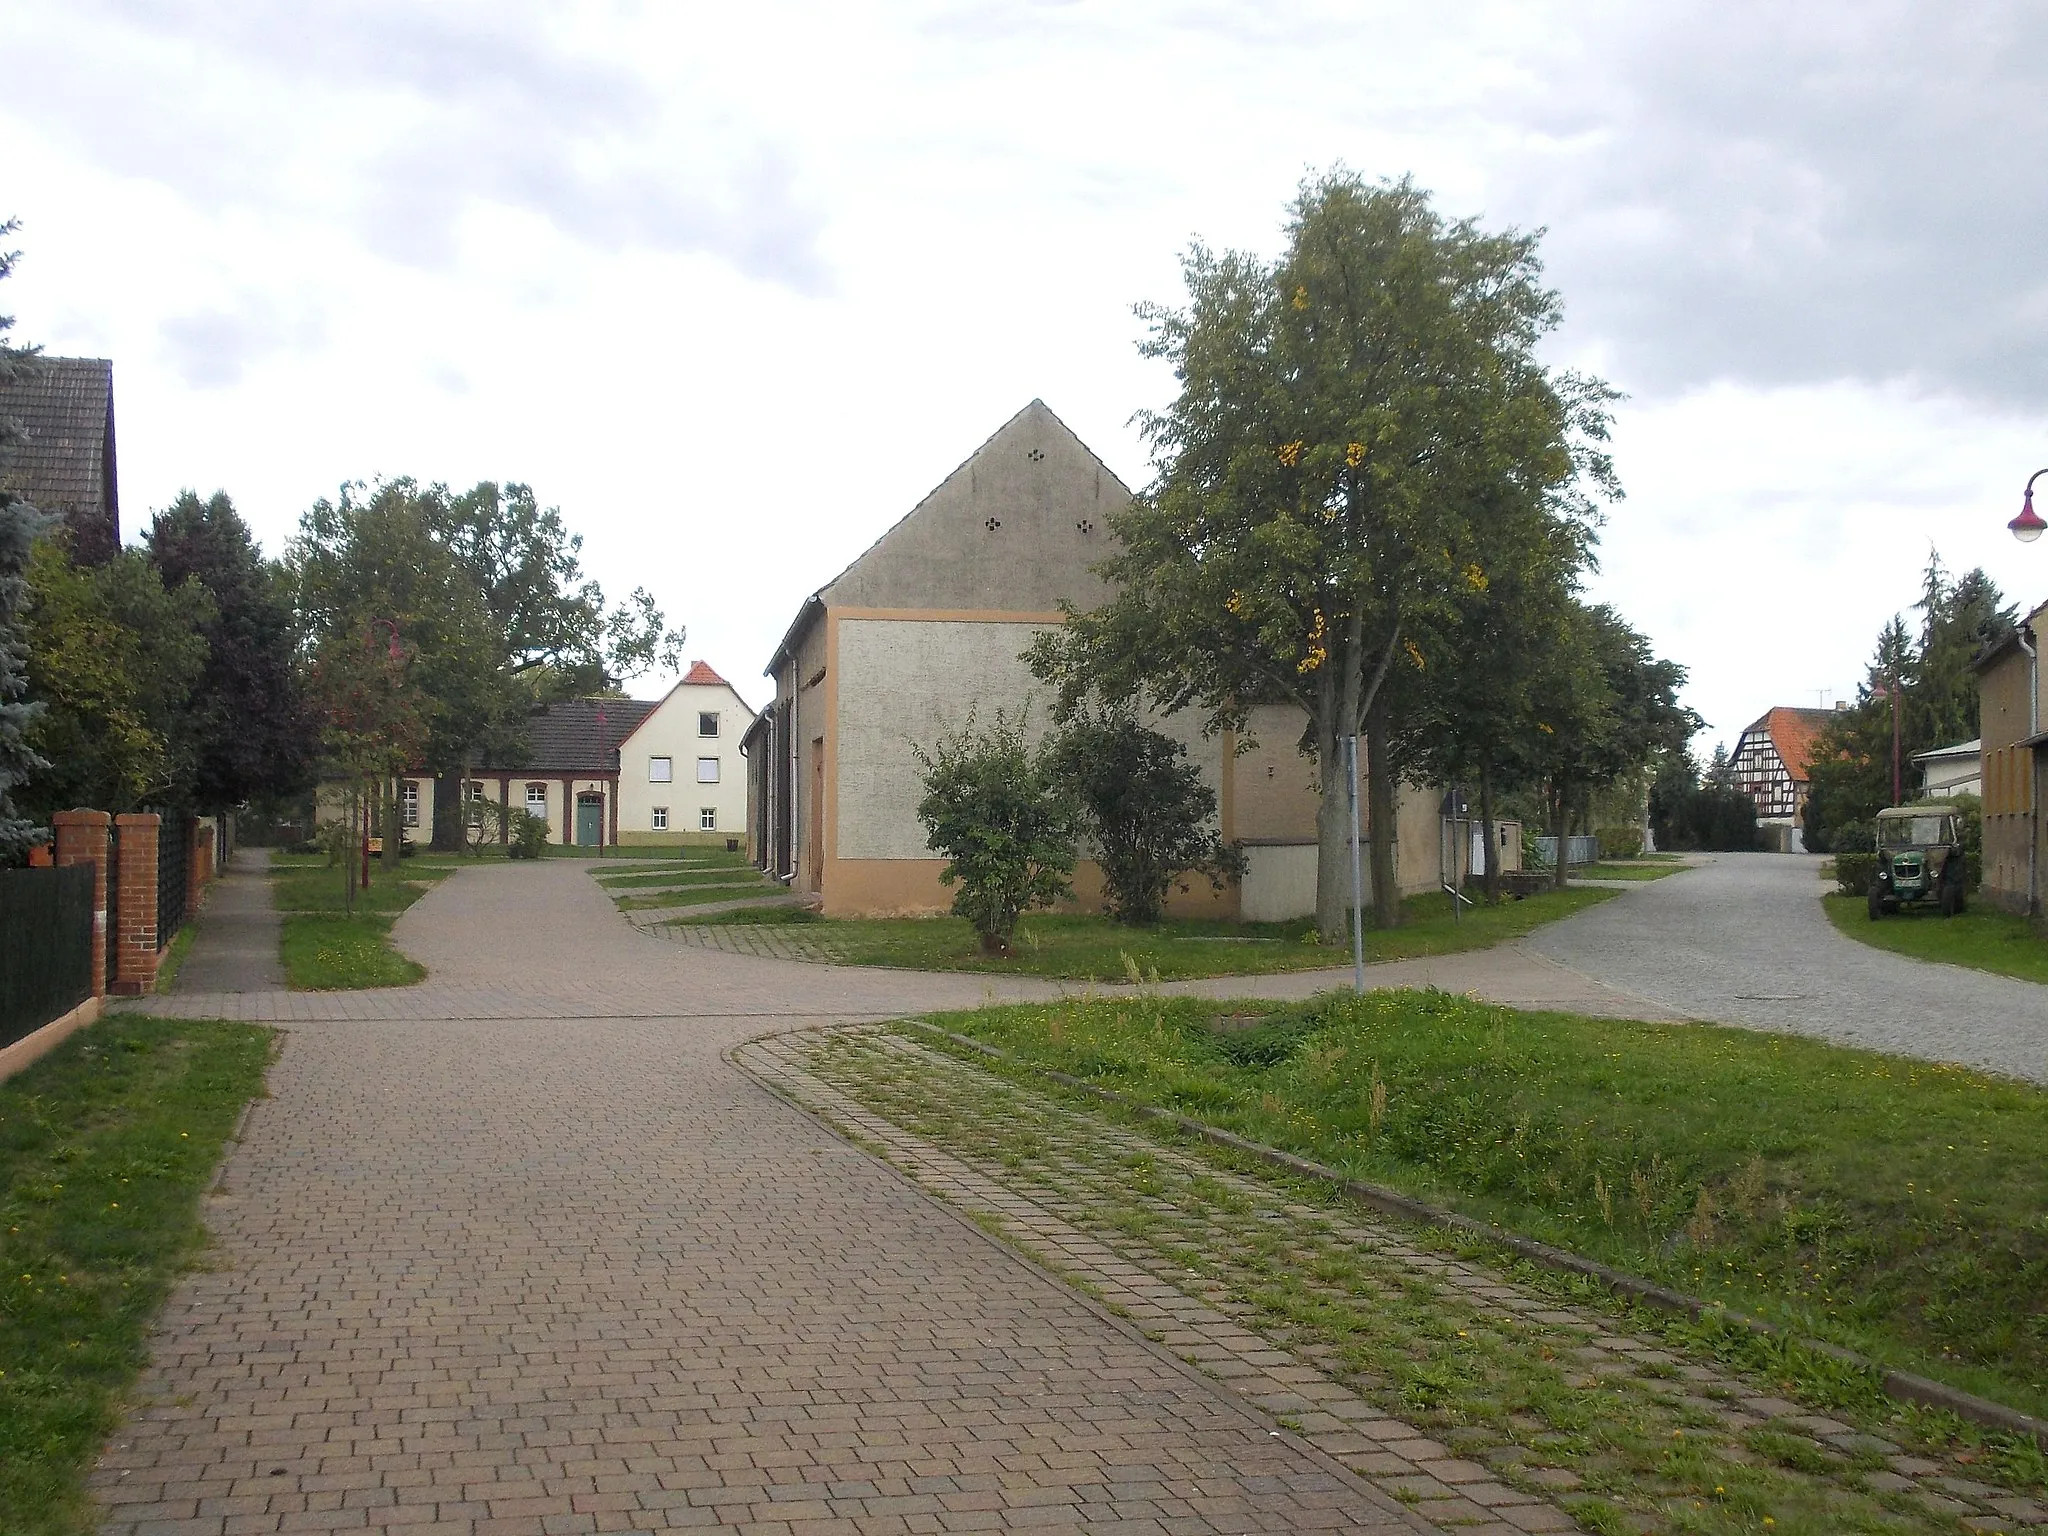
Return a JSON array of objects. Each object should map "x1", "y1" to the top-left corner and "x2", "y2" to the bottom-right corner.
[{"x1": 1028, "y1": 171, "x2": 1616, "y2": 938}]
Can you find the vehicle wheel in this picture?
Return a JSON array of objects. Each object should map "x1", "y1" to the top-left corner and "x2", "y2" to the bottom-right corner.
[{"x1": 1868, "y1": 885, "x2": 1883, "y2": 920}]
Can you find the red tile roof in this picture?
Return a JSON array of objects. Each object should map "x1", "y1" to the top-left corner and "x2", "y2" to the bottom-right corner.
[
  {"x1": 1750, "y1": 706, "x2": 1833, "y2": 783},
  {"x1": 681, "y1": 660, "x2": 728, "y2": 687}
]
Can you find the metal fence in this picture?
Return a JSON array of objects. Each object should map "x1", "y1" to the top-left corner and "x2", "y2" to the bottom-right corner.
[
  {"x1": 1530, "y1": 834, "x2": 1600, "y2": 869},
  {"x1": 1, "y1": 864, "x2": 94, "y2": 1049},
  {"x1": 157, "y1": 813, "x2": 191, "y2": 948}
]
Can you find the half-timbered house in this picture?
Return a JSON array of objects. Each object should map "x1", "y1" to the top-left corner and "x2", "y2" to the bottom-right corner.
[{"x1": 1729, "y1": 706, "x2": 1833, "y2": 825}]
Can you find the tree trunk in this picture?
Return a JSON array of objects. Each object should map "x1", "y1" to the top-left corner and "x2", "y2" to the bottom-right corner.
[
  {"x1": 1366, "y1": 697, "x2": 1399, "y2": 929},
  {"x1": 431, "y1": 772, "x2": 466, "y2": 853},
  {"x1": 1480, "y1": 762, "x2": 1501, "y2": 906}
]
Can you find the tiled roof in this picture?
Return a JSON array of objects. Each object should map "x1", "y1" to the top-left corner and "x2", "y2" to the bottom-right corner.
[
  {"x1": 681, "y1": 660, "x2": 728, "y2": 687},
  {"x1": 1747, "y1": 706, "x2": 1833, "y2": 783},
  {"x1": 0, "y1": 356, "x2": 118, "y2": 561},
  {"x1": 492, "y1": 698, "x2": 658, "y2": 775}
]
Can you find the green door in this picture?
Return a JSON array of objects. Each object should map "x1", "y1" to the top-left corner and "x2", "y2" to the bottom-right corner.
[{"x1": 575, "y1": 798, "x2": 603, "y2": 847}]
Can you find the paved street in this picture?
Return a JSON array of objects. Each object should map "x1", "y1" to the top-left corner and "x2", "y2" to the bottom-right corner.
[{"x1": 1526, "y1": 853, "x2": 2048, "y2": 1084}]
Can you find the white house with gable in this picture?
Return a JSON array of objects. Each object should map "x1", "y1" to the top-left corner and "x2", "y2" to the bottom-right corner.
[{"x1": 613, "y1": 662, "x2": 757, "y2": 847}]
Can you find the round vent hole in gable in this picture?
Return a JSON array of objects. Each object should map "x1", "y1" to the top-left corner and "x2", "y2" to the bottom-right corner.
[{"x1": 1026, "y1": 447, "x2": 1045, "y2": 462}]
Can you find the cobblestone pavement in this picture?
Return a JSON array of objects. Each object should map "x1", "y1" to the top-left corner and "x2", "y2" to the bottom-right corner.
[
  {"x1": 172, "y1": 848, "x2": 286, "y2": 994},
  {"x1": 101, "y1": 859, "x2": 1452, "y2": 1534},
  {"x1": 1525, "y1": 854, "x2": 2048, "y2": 1083},
  {"x1": 133, "y1": 859, "x2": 1671, "y2": 1025},
  {"x1": 742, "y1": 1026, "x2": 2048, "y2": 1535}
]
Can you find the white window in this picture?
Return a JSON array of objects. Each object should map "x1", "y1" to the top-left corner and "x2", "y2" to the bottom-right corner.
[
  {"x1": 652, "y1": 806, "x2": 669, "y2": 831},
  {"x1": 696, "y1": 757, "x2": 720, "y2": 783},
  {"x1": 526, "y1": 783, "x2": 548, "y2": 814},
  {"x1": 698, "y1": 711, "x2": 720, "y2": 737},
  {"x1": 648, "y1": 756, "x2": 673, "y2": 783},
  {"x1": 400, "y1": 781, "x2": 419, "y2": 828},
  {"x1": 700, "y1": 807, "x2": 717, "y2": 831},
  {"x1": 466, "y1": 781, "x2": 486, "y2": 827}
]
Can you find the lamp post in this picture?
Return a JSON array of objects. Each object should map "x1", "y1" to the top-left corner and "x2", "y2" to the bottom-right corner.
[
  {"x1": 361, "y1": 619, "x2": 402, "y2": 888},
  {"x1": 2011, "y1": 470, "x2": 2048, "y2": 543}
]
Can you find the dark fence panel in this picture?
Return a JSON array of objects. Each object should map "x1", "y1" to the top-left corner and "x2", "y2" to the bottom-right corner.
[
  {"x1": 1, "y1": 865, "x2": 94, "y2": 1049},
  {"x1": 157, "y1": 814, "x2": 191, "y2": 947}
]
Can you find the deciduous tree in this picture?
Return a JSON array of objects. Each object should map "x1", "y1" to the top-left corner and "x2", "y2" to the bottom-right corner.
[
  {"x1": 147, "y1": 490, "x2": 313, "y2": 812},
  {"x1": 1028, "y1": 171, "x2": 1614, "y2": 939}
]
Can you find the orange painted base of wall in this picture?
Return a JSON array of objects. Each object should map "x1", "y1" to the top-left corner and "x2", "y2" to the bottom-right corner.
[
  {"x1": 820, "y1": 858, "x2": 1240, "y2": 921},
  {"x1": 0, "y1": 996, "x2": 103, "y2": 1086}
]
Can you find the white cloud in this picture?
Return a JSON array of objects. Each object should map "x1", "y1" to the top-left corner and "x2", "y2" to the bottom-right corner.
[{"x1": 3, "y1": 0, "x2": 2043, "y2": 730}]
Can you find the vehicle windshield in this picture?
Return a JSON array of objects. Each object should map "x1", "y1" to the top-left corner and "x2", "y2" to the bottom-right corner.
[{"x1": 1879, "y1": 816, "x2": 1951, "y2": 847}]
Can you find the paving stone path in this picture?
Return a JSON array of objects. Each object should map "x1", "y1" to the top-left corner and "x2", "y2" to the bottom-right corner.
[
  {"x1": 107, "y1": 860, "x2": 1480, "y2": 1534},
  {"x1": 170, "y1": 847, "x2": 286, "y2": 994}
]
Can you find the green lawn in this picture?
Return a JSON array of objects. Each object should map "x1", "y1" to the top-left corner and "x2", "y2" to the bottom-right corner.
[
  {"x1": 0, "y1": 1017, "x2": 272, "y2": 1536},
  {"x1": 614, "y1": 880, "x2": 785, "y2": 911},
  {"x1": 269, "y1": 855, "x2": 452, "y2": 989},
  {"x1": 667, "y1": 886, "x2": 1615, "y2": 979},
  {"x1": 595, "y1": 867, "x2": 761, "y2": 891},
  {"x1": 1575, "y1": 860, "x2": 1690, "y2": 882},
  {"x1": 1822, "y1": 892, "x2": 2048, "y2": 985},
  {"x1": 920, "y1": 990, "x2": 2048, "y2": 1417}
]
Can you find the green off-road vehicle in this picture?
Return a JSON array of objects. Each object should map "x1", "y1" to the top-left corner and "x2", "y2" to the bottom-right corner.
[{"x1": 1867, "y1": 805, "x2": 1968, "y2": 919}]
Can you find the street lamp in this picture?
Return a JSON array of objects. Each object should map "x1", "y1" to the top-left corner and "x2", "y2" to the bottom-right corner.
[{"x1": 2011, "y1": 470, "x2": 2048, "y2": 543}]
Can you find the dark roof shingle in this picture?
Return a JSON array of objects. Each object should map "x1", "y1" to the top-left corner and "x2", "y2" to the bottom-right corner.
[
  {"x1": 497, "y1": 698, "x2": 658, "y2": 775},
  {"x1": 0, "y1": 356, "x2": 118, "y2": 562}
]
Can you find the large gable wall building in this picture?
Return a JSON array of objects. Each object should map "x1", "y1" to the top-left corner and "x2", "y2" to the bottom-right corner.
[{"x1": 749, "y1": 400, "x2": 1463, "y2": 920}]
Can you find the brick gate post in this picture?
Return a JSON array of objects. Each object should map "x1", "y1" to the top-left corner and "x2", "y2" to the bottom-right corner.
[
  {"x1": 112, "y1": 812, "x2": 161, "y2": 996},
  {"x1": 52, "y1": 810, "x2": 111, "y2": 999}
]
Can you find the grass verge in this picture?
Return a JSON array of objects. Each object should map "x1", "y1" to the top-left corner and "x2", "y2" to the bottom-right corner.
[
  {"x1": 795, "y1": 1027, "x2": 2046, "y2": 1533},
  {"x1": 662, "y1": 886, "x2": 1615, "y2": 979},
  {"x1": 921, "y1": 989, "x2": 2048, "y2": 1416},
  {"x1": 270, "y1": 855, "x2": 451, "y2": 989},
  {"x1": 614, "y1": 881, "x2": 785, "y2": 911},
  {"x1": 1576, "y1": 861, "x2": 1691, "y2": 882},
  {"x1": 151, "y1": 923, "x2": 198, "y2": 995},
  {"x1": 0, "y1": 1016, "x2": 272, "y2": 1536},
  {"x1": 1822, "y1": 891, "x2": 2048, "y2": 985},
  {"x1": 278, "y1": 913, "x2": 425, "y2": 990}
]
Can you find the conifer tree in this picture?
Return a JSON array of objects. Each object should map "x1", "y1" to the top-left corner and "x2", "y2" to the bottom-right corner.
[{"x1": 0, "y1": 221, "x2": 53, "y2": 861}]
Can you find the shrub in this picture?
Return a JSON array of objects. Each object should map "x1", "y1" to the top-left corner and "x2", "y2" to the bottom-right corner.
[
  {"x1": 1592, "y1": 824, "x2": 1643, "y2": 859},
  {"x1": 913, "y1": 708, "x2": 1081, "y2": 954},
  {"x1": 1044, "y1": 708, "x2": 1244, "y2": 925},
  {"x1": 505, "y1": 809, "x2": 549, "y2": 860},
  {"x1": 1830, "y1": 818, "x2": 1874, "y2": 855},
  {"x1": 1834, "y1": 851, "x2": 1877, "y2": 895}
]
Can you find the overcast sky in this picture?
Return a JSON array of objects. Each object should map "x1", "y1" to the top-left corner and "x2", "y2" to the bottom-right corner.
[{"x1": 5, "y1": 0, "x2": 2045, "y2": 750}]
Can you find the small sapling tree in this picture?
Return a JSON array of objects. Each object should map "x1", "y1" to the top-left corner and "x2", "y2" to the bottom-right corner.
[
  {"x1": 912, "y1": 708, "x2": 1080, "y2": 955},
  {"x1": 1045, "y1": 708, "x2": 1243, "y2": 925}
]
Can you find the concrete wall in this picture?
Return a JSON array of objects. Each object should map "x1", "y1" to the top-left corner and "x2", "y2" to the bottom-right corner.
[
  {"x1": 1230, "y1": 705, "x2": 1320, "y2": 842},
  {"x1": 824, "y1": 401, "x2": 1124, "y2": 617},
  {"x1": 615, "y1": 681, "x2": 755, "y2": 845}
]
